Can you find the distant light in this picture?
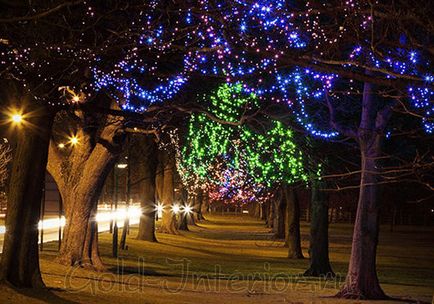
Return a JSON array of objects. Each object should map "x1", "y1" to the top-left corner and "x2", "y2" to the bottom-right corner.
[
  {"x1": 431, "y1": 209, "x2": 434, "y2": 213},
  {"x1": 183, "y1": 205, "x2": 193, "y2": 214},
  {"x1": 11, "y1": 113, "x2": 23, "y2": 124},
  {"x1": 58, "y1": 143, "x2": 65, "y2": 149},
  {"x1": 155, "y1": 203, "x2": 164, "y2": 218},
  {"x1": 72, "y1": 95, "x2": 80, "y2": 103},
  {"x1": 117, "y1": 163, "x2": 128, "y2": 169},
  {"x1": 172, "y1": 204, "x2": 180, "y2": 214},
  {"x1": 69, "y1": 136, "x2": 79, "y2": 145}
]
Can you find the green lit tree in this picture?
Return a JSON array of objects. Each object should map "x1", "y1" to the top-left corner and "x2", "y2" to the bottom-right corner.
[
  {"x1": 178, "y1": 83, "x2": 311, "y2": 258},
  {"x1": 180, "y1": 83, "x2": 308, "y2": 193}
]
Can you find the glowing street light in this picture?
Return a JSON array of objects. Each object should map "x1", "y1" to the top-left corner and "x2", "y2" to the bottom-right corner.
[
  {"x1": 58, "y1": 143, "x2": 65, "y2": 149},
  {"x1": 182, "y1": 205, "x2": 193, "y2": 215},
  {"x1": 155, "y1": 203, "x2": 164, "y2": 219},
  {"x1": 117, "y1": 163, "x2": 128, "y2": 169},
  {"x1": 11, "y1": 113, "x2": 23, "y2": 124},
  {"x1": 172, "y1": 204, "x2": 180, "y2": 214},
  {"x1": 69, "y1": 135, "x2": 79, "y2": 146}
]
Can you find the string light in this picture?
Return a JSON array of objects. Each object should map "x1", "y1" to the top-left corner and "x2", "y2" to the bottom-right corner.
[
  {"x1": 178, "y1": 83, "x2": 308, "y2": 206},
  {"x1": 1, "y1": 1, "x2": 432, "y2": 134}
]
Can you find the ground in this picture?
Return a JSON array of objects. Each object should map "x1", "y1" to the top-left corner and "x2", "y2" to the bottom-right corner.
[{"x1": 1, "y1": 214, "x2": 433, "y2": 303}]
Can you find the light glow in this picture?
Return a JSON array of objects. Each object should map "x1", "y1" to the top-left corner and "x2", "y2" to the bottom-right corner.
[
  {"x1": 171, "y1": 204, "x2": 180, "y2": 214},
  {"x1": 69, "y1": 135, "x2": 79, "y2": 146}
]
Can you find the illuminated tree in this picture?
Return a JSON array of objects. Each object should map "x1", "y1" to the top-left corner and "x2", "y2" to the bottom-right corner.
[
  {"x1": 1, "y1": 1, "x2": 432, "y2": 296},
  {"x1": 179, "y1": 82, "x2": 308, "y2": 215}
]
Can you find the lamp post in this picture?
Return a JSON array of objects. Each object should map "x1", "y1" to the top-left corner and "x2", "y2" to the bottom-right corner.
[
  {"x1": 120, "y1": 142, "x2": 131, "y2": 250},
  {"x1": 112, "y1": 162, "x2": 127, "y2": 258}
]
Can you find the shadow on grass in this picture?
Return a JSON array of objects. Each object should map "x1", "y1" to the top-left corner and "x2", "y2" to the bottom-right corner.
[
  {"x1": 1, "y1": 285, "x2": 79, "y2": 304},
  {"x1": 107, "y1": 265, "x2": 175, "y2": 277},
  {"x1": 387, "y1": 296, "x2": 431, "y2": 304}
]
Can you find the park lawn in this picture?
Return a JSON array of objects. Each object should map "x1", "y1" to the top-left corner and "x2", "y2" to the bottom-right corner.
[{"x1": 1, "y1": 214, "x2": 433, "y2": 303}]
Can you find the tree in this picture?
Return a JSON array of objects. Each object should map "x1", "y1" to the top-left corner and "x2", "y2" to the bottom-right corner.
[
  {"x1": 304, "y1": 180, "x2": 334, "y2": 277},
  {"x1": 179, "y1": 83, "x2": 309, "y2": 251},
  {"x1": 134, "y1": 134, "x2": 159, "y2": 242},
  {"x1": 0, "y1": 0, "x2": 147, "y2": 286},
  {"x1": 47, "y1": 99, "x2": 124, "y2": 269},
  {"x1": 284, "y1": 186, "x2": 304, "y2": 259},
  {"x1": 0, "y1": 81, "x2": 54, "y2": 287},
  {"x1": 0, "y1": 138, "x2": 11, "y2": 186},
  {"x1": 159, "y1": 149, "x2": 178, "y2": 234}
]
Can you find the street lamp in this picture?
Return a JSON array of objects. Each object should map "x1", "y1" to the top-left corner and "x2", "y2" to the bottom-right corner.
[
  {"x1": 155, "y1": 203, "x2": 164, "y2": 219},
  {"x1": 112, "y1": 162, "x2": 127, "y2": 258},
  {"x1": 69, "y1": 135, "x2": 79, "y2": 146},
  {"x1": 11, "y1": 113, "x2": 23, "y2": 124},
  {"x1": 7, "y1": 109, "x2": 24, "y2": 126},
  {"x1": 172, "y1": 204, "x2": 180, "y2": 214}
]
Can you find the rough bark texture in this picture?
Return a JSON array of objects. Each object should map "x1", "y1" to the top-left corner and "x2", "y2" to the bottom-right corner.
[
  {"x1": 136, "y1": 135, "x2": 158, "y2": 242},
  {"x1": 304, "y1": 180, "x2": 334, "y2": 277},
  {"x1": 47, "y1": 102, "x2": 123, "y2": 269},
  {"x1": 336, "y1": 79, "x2": 388, "y2": 299},
  {"x1": 284, "y1": 186, "x2": 304, "y2": 259},
  {"x1": 0, "y1": 101, "x2": 54, "y2": 288},
  {"x1": 159, "y1": 152, "x2": 178, "y2": 234},
  {"x1": 81, "y1": 203, "x2": 105, "y2": 270}
]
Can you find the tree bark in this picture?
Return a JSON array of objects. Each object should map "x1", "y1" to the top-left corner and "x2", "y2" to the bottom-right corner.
[
  {"x1": 304, "y1": 180, "x2": 334, "y2": 277},
  {"x1": 136, "y1": 135, "x2": 158, "y2": 242},
  {"x1": 0, "y1": 102, "x2": 54, "y2": 288},
  {"x1": 284, "y1": 186, "x2": 304, "y2": 259},
  {"x1": 81, "y1": 203, "x2": 105, "y2": 270},
  {"x1": 266, "y1": 200, "x2": 274, "y2": 228},
  {"x1": 178, "y1": 189, "x2": 189, "y2": 231},
  {"x1": 159, "y1": 152, "x2": 178, "y2": 234},
  {"x1": 187, "y1": 195, "x2": 197, "y2": 226},
  {"x1": 200, "y1": 192, "x2": 209, "y2": 219},
  {"x1": 194, "y1": 190, "x2": 204, "y2": 221},
  {"x1": 272, "y1": 190, "x2": 286, "y2": 239},
  {"x1": 336, "y1": 79, "x2": 388, "y2": 299},
  {"x1": 47, "y1": 105, "x2": 123, "y2": 269}
]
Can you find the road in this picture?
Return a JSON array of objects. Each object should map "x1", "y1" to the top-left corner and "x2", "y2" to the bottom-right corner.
[{"x1": 0, "y1": 209, "x2": 141, "y2": 253}]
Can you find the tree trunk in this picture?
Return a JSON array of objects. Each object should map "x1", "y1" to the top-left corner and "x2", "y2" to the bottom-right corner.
[
  {"x1": 136, "y1": 135, "x2": 158, "y2": 242},
  {"x1": 47, "y1": 101, "x2": 123, "y2": 269},
  {"x1": 261, "y1": 202, "x2": 267, "y2": 221},
  {"x1": 284, "y1": 186, "x2": 304, "y2": 259},
  {"x1": 187, "y1": 195, "x2": 197, "y2": 226},
  {"x1": 266, "y1": 200, "x2": 274, "y2": 228},
  {"x1": 194, "y1": 190, "x2": 204, "y2": 221},
  {"x1": 200, "y1": 193, "x2": 209, "y2": 219},
  {"x1": 178, "y1": 189, "x2": 189, "y2": 231},
  {"x1": 57, "y1": 181, "x2": 110, "y2": 270},
  {"x1": 81, "y1": 203, "x2": 105, "y2": 270},
  {"x1": 336, "y1": 78, "x2": 388, "y2": 299},
  {"x1": 304, "y1": 180, "x2": 334, "y2": 277},
  {"x1": 159, "y1": 153, "x2": 178, "y2": 234},
  {"x1": 0, "y1": 102, "x2": 54, "y2": 288},
  {"x1": 273, "y1": 190, "x2": 286, "y2": 239},
  {"x1": 253, "y1": 202, "x2": 261, "y2": 218}
]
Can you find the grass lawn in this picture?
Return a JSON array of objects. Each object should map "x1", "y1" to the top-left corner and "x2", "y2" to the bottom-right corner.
[{"x1": 1, "y1": 214, "x2": 433, "y2": 303}]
